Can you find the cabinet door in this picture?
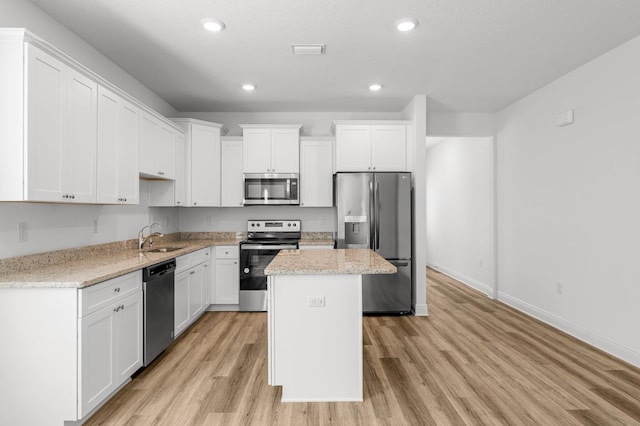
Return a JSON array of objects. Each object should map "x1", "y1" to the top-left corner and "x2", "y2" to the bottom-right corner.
[
  {"x1": 215, "y1": 259, "x2": 239, "y2": 304},
  {"x1": 174, "y1": 132, "x2": 186, "y2": 206},
  {"x1": 335, "y1": 125, "x2": 372, "y2": 172},
  {"x1": 174, "y1": 271, "x2": 190, "y2": 337},
  {"x1": 96, "y1": 86, "x2": 120, "y2": 204},
  {"x1": 79, "y1": 305, "x2": 116, "y2": 418},
  {"x1": 116, "y1": 101, "x2": 140, "y2": 204},
  {"x1": 189, "y1": 265, "x2": 205, "y2": 320},
  {"x1": 190, "y1": 124, "x2": 220, "y2": 206},
  {"x1": 221, "y1": 139, "x2": 244, "y2": 207},
  {"x1": 64, "y1": 68, "x2": 97, "y2": 203},
  {"x1": 300, "y1": 140, "x2": 333, "y2": 207},
  {"x1": 271, "y1": 129, "x2": 299, "y2": 173},
  {"x1": 115, "y1": 292, "x2": 143, "y2": 385},
  {"x1": 139, "y1": 113, "x2": 159, "y2": 176},
  {"x1": 158, "y1": 125, "x2": 176, "y2": 179},
  {"x1": 243, "y1": 129, "x2": 271, "y2": 173},
  {"x1": 371, "y1": 125, "x2": 407, "y2": 171},
  {"x1": 25, "y1": 44, "x2": 65, "y2": 201},
  {"x1": 202, "y1": 261, "x2": 211, "y2": 306},
  {"x1": 97, "y1": 87, "x2": 139, "y2": 204}
]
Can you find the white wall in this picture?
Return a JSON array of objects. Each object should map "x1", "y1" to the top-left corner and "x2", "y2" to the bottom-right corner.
[
  {"x1": 0, "y1": 181, "x2": 179, "y2": 258},
  {"x1": 427, "y1": 112, "x2": 495, "y2": 137},
  {"x1": 0, "y1": 0, "x2": 176, "y2": 116},
  {"x1": 403, "y1": 95, "x2": 428, "y2": 316},
  {"x1": 426, "y1": 137, "x2": 494, "y2": 295},
  {"x1": 496, "y1": 34, "x2": 640, "y2": 366},
  {"x1": 179, "y1": 207, "x2": 335, "y2": 233},
  {"x1": 175, "y1": 111, "x2": 402, "y2": 136}
]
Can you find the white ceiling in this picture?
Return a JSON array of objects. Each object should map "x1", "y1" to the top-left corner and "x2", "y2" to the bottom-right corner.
[{"x1": 29, "y1": 0, "x2": 640, "y2": 113}]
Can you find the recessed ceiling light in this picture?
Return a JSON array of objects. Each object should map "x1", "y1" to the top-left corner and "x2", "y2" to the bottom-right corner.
[
  {"x1": 395, "y1": 18, "x2": 418, "y2": 32},
  {"x1": 369, "y1": 84, "x2": 382, "y2": 91},
  {"x1": 202, "y1": 18, "x2": 225, "y2": 32},
  {"x1": 242, "y1": 84, "x2": 256, "y2": 91}
]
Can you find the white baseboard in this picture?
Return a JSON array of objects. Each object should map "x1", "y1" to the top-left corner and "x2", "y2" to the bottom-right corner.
[
  {"x1": 413, "y1": 303, "x2": 428, "y2": 316},
  {"x1": 206, "y1": 304, "x2": 240, "y2": 312},
  {"x1": 428, "y1": 262, "x2": 494, "y2": 298},
  {"x1": 498, "y1": 292, "x2": 640, "y2": 369}
]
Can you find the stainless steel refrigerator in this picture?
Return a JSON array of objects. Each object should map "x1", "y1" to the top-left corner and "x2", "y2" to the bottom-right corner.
[{"x1": 335, "y1": 172, "x2": 412, "y2": 314}]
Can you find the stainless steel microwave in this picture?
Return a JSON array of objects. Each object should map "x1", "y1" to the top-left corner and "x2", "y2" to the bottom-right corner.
[{"x1": 243, "y1": 173, "x2": 299, "y2": 205}]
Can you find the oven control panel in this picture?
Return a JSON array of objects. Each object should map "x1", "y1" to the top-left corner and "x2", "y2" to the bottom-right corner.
[{"x1": 247, "y1": 220, "x2": 300, "y2": 232}]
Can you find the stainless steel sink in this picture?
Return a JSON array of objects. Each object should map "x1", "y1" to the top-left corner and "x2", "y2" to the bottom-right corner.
[{"x1": 145, "y1": 246, "x2": 186, "y2": 253}]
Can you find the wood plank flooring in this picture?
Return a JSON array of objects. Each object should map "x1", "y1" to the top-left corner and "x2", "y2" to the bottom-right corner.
[{"x1": 86, "y1": 268, "x2": 640, "y2": 425}]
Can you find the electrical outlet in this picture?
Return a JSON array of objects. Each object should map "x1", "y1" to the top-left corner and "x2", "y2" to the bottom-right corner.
[
  {"x1": 17, "y1": 222, "x2": 27, "y2": 242},
  {"x1": 307, "y1": 296, "x2": 326, "y2": 307},
  {"x1": 556, "y1": 281, "x2": 564, "y2": 294}
]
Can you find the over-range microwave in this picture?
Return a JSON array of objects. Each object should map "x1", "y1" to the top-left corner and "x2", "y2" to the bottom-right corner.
[{"x1": 243, "y1": 173, "x2": 299, "y2": 205}]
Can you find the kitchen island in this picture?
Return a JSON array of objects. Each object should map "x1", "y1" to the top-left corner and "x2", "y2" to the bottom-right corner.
[{"x1": 264, "y1": 248, "x2": 396, "y2": 402}]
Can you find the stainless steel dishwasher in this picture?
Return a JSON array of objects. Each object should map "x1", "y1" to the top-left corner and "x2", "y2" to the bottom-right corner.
[{"x1": 142, "y1": 258, "x2": 176, "y2": 366}]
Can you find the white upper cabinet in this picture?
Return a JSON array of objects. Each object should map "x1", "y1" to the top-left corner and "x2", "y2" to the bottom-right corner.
[
  {"x1": 240, "y1": 125, "x2": 302, "y2": 173},
  {"x1": 300, "y1": 138, "x2": 334, "y2": 207},
  {"x1": 221, "y1": 137, "x2": 244, "y2": 207},
  {"x1": 139, "y1": 112, "x2": 176, "y2": 180},
  {"x1": 0, "y1": 29, "x2": 183, "y2": 205},
  {"x1": 172, "y1": 119, "x2": 227, "y2": 207},
  {"x1": 97, "y1": 86, "x2": 139, "y2": 204},
  {"x1": 0, "y1": 40, "x2": 98, "y2": 203},
  {"x1": 333, "y1": 121, "x2": 410, "y2": 172}
]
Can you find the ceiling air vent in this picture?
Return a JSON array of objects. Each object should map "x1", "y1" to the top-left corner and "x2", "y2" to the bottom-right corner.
[{"x1": 290, "y1": 44, "x2": 326, "y2": 55}]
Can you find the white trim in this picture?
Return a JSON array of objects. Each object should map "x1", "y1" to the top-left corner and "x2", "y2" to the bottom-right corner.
[
  {"x1": 206, "y1": 304, "x2": 240, "y2": 312},
  {"x1": 498, "y1": 292, "x2": 640, "y2": 368},
  {"x1": 281, "y1": 397, "x2": 363, "y2": 402},
  {"x1": 413, "y1": 303, "x2": 429, "y2": 316},
  {"x1": 428, "y1": 262, "x2": 494, "y2": 298}
]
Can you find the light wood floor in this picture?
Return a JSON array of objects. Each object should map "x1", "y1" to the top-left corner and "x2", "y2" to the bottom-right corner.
[{"x1": 86, "y1": 269, "x2": 640, "y2": 425}]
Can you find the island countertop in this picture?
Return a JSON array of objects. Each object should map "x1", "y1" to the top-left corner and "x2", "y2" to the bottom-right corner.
[{"x1": 264, "y1": 248, "x2": 396, "y2": 275}]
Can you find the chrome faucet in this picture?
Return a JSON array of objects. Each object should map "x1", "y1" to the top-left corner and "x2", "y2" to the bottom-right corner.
[{"x1": 138, "y1": 222, "x2": 164, "y2": 250}]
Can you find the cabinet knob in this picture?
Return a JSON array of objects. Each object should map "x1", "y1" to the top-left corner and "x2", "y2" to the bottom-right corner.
[
  {"x1": 158, "y1": 171, "x2": 164, "y2": 176},
  {"x1": 190, "y1": 271, "x2": 195, "y2": 275},
  {"x1": 176, "y1": 201, "x2": 181, "y2": 205},
  {"x1": 123, "y1": 197, "x2": 127, "y2": 202},
  {"x1": 62, "y1": 194, "x2": 68, "y2": 199},
  {"x1": 114, "y1": 287, "x2": 120, "y2": 293},
  {"x1": 234, "y1": 261, "x2": 237, "y2": 265},
  {"x1": 193, "y1": 202, "x2": 198, "y2": 206},
  {"x1": 71, "y1": 194, "x2": 75, "y2": 199}
]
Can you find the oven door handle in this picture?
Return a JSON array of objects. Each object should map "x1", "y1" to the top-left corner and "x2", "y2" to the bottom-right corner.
[{"x1": 241, "y1": 244, "x2": 298, "y2": 250}]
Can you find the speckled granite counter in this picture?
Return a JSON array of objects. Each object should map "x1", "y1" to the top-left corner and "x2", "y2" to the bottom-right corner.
[
  {"x1": 264, "y1": 248, "x2": 396, "y2": 275},
  {"x1": 0, "y1": 232, "x2": 244, "y2": 289},
  {"x1": 298, "y1": 232, "x2": 334, "y2": 247}
]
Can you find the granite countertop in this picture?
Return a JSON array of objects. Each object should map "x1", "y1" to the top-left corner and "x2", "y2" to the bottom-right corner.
[
  {"x1": 0, "y1": 234, "x2": 242, "y2": 289},
  {"x1": 298, "y1": 239, "x2": 335, "y2": 246},
  {"x1": 264, "y1": 249, "x2": 396, "y2": 276},
  {"x1": 297, "y1": 232, "x2": 334, "y2": 247}
]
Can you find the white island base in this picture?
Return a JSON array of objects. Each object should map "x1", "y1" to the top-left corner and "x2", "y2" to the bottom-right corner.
[{"x1": 267, "y1": 274, "x2": 363, "y2": 402}]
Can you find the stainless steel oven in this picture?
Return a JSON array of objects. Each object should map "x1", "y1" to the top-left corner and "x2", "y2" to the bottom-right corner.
[
  {"x1": 243, "y1": 173, "x2": 299, "y2": 205},
  {"x1": 239, "y1": 220, "x2": 300, "y2": 311}
]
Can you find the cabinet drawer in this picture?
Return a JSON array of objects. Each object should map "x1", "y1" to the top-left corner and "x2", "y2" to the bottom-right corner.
[
  {"x1": 176, "y1": 247, "x2": 210, "y2": 273},
  {"x1": 79, "y1": 271, "x2": 142, "y2": 317},
  {"x1": 216, "y1": 245, "x2": 238, "y2": 259}
]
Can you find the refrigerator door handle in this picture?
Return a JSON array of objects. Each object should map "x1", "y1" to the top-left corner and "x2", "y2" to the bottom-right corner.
[
  {"x1": 369, "y1": 180, "x2": 375, "y2": 250},
  {"x1": 375, "y1": 181, "x2": 380, "y2": 250}
]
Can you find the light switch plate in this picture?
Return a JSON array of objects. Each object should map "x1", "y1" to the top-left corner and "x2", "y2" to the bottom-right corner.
[{"x1": 307, "y1": 296, "x2": 326, "y2": 307}]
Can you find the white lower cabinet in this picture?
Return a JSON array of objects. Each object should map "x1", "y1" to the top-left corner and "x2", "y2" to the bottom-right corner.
[
  {"x1": 174, "y1": 248, "x2": 212, "y2": 337},
  {"x1": 78, "y1": 271, "x2": 143, "y2": 419},
  {"x1": 214, "y1": 245, "x2": 239, "y2": 305}
]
